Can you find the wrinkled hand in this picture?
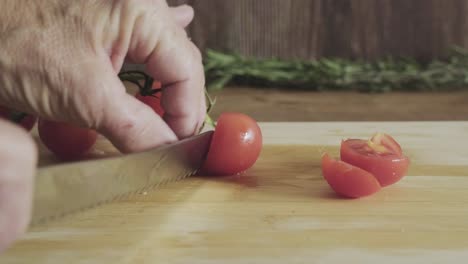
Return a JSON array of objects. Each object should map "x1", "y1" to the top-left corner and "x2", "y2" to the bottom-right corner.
[{"x1": 0, "y1": 0, "x2": 205, "y2": 252}]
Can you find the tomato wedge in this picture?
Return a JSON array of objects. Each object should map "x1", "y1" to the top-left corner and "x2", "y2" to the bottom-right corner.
[
  {"x1": 340, "y1": 133, "x2": 409, "y2": 187},
  {"x1": 321, "y1": 153, "x2": 381, "y2": 198},
  {"x1": 321, "y1": 133, "x2": 410, "y2": 198}
]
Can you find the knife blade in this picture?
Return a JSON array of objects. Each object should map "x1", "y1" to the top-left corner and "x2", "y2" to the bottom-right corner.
[{"x1": 31, "y1": 130, "x2": 213, "y2": 225}]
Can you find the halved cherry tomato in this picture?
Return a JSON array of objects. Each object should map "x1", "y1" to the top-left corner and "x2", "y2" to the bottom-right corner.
[
  {"x1": 0, "y1": 106, "x2": 37, "y2": 131},
  {"x1": 321, "y1": 153, "x2": 381, "y2": 198},
  {"x1": 321, "y1": 133, "x2": 410, "y2": 198},
  {"x1": 135, "y1": 81, "x2": 164, "y2": 116},
  {"x1": 369, "y1": 132, "x2": 403, "y2": 156},
  {"x1": 38, "y1": 119, "x2": 98, "y2": 161},
  {"x1": 340, "y1": 133, "x2": 409, "y2": 187},
  {"x1": 200, "y1": 112, "x2": 262, "y2": 176}
]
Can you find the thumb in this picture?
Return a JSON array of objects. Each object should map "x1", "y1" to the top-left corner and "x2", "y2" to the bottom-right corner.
[{"x1": 0, "y1": 119, "x2": 37, "y2": 252}]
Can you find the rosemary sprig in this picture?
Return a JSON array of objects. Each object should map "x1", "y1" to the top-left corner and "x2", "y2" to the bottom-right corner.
[{"x1": 203, "y1": 47, "x2": 468, "y2": 92}]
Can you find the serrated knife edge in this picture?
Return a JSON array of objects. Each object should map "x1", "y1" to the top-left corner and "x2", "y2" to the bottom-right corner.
[{"x1": 30, "y1": 131, "x2": 213, "y2": 226}]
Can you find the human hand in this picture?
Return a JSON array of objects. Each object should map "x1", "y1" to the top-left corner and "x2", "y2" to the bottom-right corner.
[{"x1": 0, "y1": 0, "x2": 205, "y2": 252}]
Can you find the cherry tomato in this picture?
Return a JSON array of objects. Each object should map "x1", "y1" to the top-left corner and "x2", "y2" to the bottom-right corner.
[
  {"x1": 38, "y1": 119, "x2": 98, "y2": 161},
  {"x1": 321, "y1": 153, "x2": 381, "y2": 198},
  {"x1": 0, "y1": 106, "x2": 37, "y2": 131},
  {"x1": 135, "y1": 93, "x2": 164, "y2": 116},
  {"x1": 340, "y1": 133, "x2": 410, "y2": 187},
  {"x1": 200, "y1": 112, "x2": 262, "y2": 176},
  {"x1": 135, "y1": 81, "x2": 164, "y2": 116}
]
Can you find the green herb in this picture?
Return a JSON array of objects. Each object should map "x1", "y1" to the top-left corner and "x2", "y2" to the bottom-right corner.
[{"x1": 203, "y1": 47, "x2": 468, "y2": 92}]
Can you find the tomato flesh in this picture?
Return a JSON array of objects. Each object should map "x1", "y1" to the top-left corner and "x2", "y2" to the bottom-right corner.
[
  {"x1": 321, "y1": 154, "x2": 381, "y2": 198},
  {"x1": 200, "y1": 112, "x2": 262, "y2": 176},
  {"x1": 340, "y1": 134, "x2": 409, "y2": 187},
  {"x1": 38, "y1": 119, "x2": 98, "y2": 161},
  {"x1": 369, "y1": 132, "x2": 402, "y2": 156}
]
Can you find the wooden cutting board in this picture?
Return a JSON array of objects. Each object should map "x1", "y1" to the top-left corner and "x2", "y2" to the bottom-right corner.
[{"x1": 3, "y1": 121, "x2": 468, "y2": 263}]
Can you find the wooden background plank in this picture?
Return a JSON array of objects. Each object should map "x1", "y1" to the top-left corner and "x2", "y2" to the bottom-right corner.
[{"x1": 168, "y1": 0, "x2": 468, "y2": 60}]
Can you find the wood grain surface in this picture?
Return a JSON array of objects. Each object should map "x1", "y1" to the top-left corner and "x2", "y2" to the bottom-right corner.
[
  {"x1": 2, "y1": 121, "x2": 468, "y2": 263},
  {"x1": 169, "y1": 0, "x2": 468, "y2": 60},
  {"x1": 207, "y1": 87, "x2": 468, "y2": 122}
]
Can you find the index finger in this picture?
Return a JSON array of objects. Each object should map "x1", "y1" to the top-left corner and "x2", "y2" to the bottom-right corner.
[
  {"x1": 147, "y1": 38, "x2": 205, "y2": 139},
  {"x1": 123, "y1": 2, "x2": 206, "y2": 139}
]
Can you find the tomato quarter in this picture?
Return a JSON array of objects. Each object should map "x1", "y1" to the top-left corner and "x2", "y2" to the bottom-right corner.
[
  {"x1": 321, "y1": 153, "x2": 381, "y2": 198},
  {"x1": 200, "y1": 112, "x2": 263, "y2": 176},
  {"x1": 321, "y1": 133, "x2": 410, "y2": 198}
]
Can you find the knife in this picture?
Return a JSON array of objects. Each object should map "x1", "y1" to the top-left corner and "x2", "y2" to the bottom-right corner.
[{"x1": 31, "y1": 130, "x2": 213, "y2": 225}]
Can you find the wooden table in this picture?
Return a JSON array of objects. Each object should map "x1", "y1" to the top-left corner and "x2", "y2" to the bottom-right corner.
[
  {"x1": 207, "y1": 87, "x2": 468, "y2": 122},
  {"x1": 2, "y1": 121, "x2": 468, "y2": 263}
]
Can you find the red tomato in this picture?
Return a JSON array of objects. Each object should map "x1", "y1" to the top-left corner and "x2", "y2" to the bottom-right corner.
[
  {"x1": 0, "y1": 106, "x2": 37, "y2": 131},
  {"x1": 135, "y1": 93, "x2": 164, "y2": 116},
  {"x1": 135, "y1": 81, "x2": 164, "y2": 116},
  {"x1": 200, "y1": 112, "x2": 262, "y2": 176},
  {"x1": 340, "y1": 133, "x2": 410, "y2": 187},
  {"x1": 321, "y1": 153, "x2": 381, "y2": 198},
  {"x1": 152, "y1": 81, "x2": 162, "y2": 89},
  {"x1": 38, "y1": 119, "x2": 98, "y2": 161}
]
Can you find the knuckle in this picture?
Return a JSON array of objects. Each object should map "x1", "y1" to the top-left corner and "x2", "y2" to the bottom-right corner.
[
  {"x1": 99, "y1": 101, "x2": 155, "y2": 153},
  {"x1": 69, "y1": 79, "x2": 109, "y2": 128},
  {"x1": 121, "y1": 0, "x2": 169, "y2": 63},
  {"x1": 60, "y1": 63, "x2": 125, "y2": 129},
  {"x1": 159, "y1": 26, "x2": 189, "y2": 54}
]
